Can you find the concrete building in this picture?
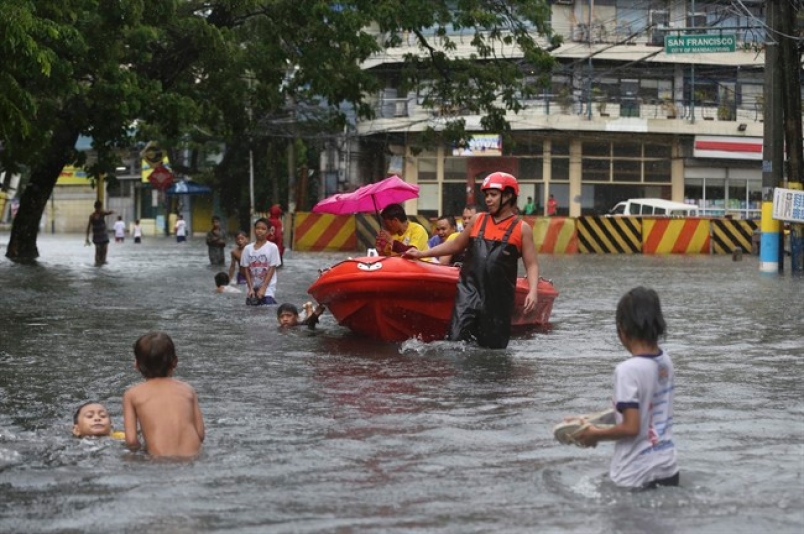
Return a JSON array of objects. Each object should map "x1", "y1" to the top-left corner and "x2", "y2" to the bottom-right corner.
[{"x1": 347, "y1": 0, "x2": 785, "y2": 220}]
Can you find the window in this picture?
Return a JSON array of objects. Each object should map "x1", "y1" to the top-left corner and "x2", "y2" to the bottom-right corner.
[
  {"x1": 418, "y1": 158, "x2": 437, "y2": 181},
  {"x1": 443, "y1": 158, "x2": 466, "y2": 181},
  {"x1": 519, "y1": 158, "x2": 543, "y2": 182}
]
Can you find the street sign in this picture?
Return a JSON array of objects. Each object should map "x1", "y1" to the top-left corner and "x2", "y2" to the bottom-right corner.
[
  {"x1": 665, "y1": 34, "x2": 736, "y2": 54},
  {"x1": 773, "y1": 188, "x2": 804, "y2": 223},
  {"x1": 148, "y1": 165, "x2": 174, "y2": 191}
]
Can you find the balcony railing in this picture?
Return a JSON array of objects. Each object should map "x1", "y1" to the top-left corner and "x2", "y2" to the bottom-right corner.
[{"x1": 368, "y1": 94, "x2": 769, "y2": 125}]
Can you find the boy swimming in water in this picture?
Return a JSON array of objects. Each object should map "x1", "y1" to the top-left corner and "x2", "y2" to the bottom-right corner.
[
  {"x1": 214, "y1": 272, "x2": 241, "y2": 294},
  {"x1": 72, "y1": 401, "x2": 124, "y2": 439},
  {"x1": 277, "y1": 302, "x2": 325, "y2": 330},
  {"x1": 122, "y1": 331, "x2": 205, "y2": 458}
]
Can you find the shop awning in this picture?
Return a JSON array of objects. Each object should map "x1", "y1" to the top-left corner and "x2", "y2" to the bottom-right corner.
[{"x1": 693, "y1": 136, "x2": 762, "y2": 160}]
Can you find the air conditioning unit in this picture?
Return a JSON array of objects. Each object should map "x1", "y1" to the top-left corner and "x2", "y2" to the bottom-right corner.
[
  {"x1": 574, "y1": 23, "x2": 589, "y2": 42},
  {"x1": 394, "y1": 101, "x2": 407, "y2": 117},
  {"x1": 649, "y1": 10, "x2": 670, "y2": 27},
  {"x1": 555, "y1": 0, "x2": 574, "y2": 5}
]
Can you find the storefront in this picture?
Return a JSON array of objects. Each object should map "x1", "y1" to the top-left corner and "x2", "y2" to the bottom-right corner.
[{"x1": 685, "y1": 136, "x2": 763, "y2": 219}]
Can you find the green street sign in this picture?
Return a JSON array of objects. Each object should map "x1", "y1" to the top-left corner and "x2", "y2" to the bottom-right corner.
[{"x1": 665, "y1": 34, "x2": 736, "y2": 54}]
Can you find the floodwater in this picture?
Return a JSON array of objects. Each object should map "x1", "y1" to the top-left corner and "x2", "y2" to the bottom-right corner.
[{"x1": 0, "y1": 233, "x2": 802, "y2": 534}]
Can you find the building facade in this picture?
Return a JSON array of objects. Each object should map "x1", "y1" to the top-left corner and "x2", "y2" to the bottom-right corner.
[{"x1": 350, "y1": 0, "x2": 788, "y2": 220}]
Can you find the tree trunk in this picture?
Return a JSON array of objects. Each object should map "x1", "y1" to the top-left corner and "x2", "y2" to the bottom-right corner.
[{"x1": 5, "y1": 125, "x2": 81, "y2": 263}]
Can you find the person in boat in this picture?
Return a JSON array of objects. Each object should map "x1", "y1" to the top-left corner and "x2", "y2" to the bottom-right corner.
[
  {"x1": 457, "y1": 204, "x2": 478, "y2": 232},
  {"x1": 375, "y1": 203, "x2": 430, "y2": 257},
  {"x1": 73, "y1": 401, "x2": 124, "y2": 439},
  {"x1": 277, "y1": 302, "x2": 325, "y2": 330},
  {"x1": 429, "y1": 215, "x2": 460, "y2": 264},
  {"x1": 403, "y1": 172, "x2": 539, "y2": 349},
  {"x1": 570, "y1": 286, "x2": 679, "y2": 490}
]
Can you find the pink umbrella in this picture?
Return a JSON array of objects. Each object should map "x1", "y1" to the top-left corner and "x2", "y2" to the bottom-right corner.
[{"x1": 312, "y1": 175, "x2": 420, "y2": 219}]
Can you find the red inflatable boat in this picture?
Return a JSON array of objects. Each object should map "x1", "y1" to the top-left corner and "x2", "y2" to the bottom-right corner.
[{"x1": 307, "y1": 256, "x2": 558, "y2": 342}]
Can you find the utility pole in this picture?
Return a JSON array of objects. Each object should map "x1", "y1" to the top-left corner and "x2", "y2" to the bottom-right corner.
[
  {"x1": 759, "y1": 0, "x2": 784, "y2": 273},
  {"x1": 586, "y1": 0, "x2": 594, "y2": 120},
  {"x1": 779, "y1": 0, "x2": 804, "y2": 272},
  {"x1": 690, "y1": 0, "x2": 696, "y2": 124}
]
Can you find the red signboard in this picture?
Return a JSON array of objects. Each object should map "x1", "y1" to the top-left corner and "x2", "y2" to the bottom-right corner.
[{"x1": 148, "y1": 166, "x2": 174, "y2": 190}]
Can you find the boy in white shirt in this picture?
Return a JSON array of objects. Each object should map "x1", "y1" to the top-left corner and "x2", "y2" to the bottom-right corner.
[{"x1": 240, "y1": 218, "x2": 281, "y2": 305}]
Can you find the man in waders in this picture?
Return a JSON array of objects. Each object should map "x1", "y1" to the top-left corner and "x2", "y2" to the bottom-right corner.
[{"x1": 403, "y1": 172, "x2": 539, "y2": 348}]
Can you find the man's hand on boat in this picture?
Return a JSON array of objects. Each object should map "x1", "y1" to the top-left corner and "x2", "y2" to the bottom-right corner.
[{"x1": 404, "y1": 225, "x2": 472, "y2": 262}]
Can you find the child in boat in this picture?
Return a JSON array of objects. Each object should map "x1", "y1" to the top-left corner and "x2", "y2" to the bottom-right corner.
[
  {"x1": 228, "y1": 231, "x2": 249, "y2": 285},
  {"x1": 570, "y1": 286, "x2": 679, "y2": 490},
  {"x1": 73, "y1": 401, "x2": 125, "y2": 439},
  {"x1": 240, "y1": 218, "x2": 281, "y2": 305},
  {"x1": 277, "y1": 302, "x2": 325, "y2": 329},
  {"x1": 122, "y1": 332, "x2": 205, "y2": 458},
  {"x1": 214, "y1": 272, "x2": 241, "y2": 294}
]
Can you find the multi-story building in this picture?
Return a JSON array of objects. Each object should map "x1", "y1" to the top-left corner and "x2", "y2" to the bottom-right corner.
[{"x1": 348, "y1": 0, "x2": 789, "y2": 220}]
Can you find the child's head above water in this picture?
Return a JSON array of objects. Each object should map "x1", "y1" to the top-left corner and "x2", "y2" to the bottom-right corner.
[
  {"x1": 214, "y1": 272, "x2": 230, "y2": 288},
  {"x1": 277, "y1": 303, "x2": 300, "y2": 327},
  {"x1": 133, "y1": 331, "x2": 178, "y2": 379},
  {"x1": 73, "y1": 401, "x2": 113, "y2": 437},
  {"x1": 616, "y1": 286, "x2": 666, "y2": 345}
]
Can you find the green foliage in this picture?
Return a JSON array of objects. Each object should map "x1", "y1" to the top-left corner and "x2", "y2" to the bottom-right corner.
[{"x1": 3, "y1": 0, "x2": 556, "y2": 259}]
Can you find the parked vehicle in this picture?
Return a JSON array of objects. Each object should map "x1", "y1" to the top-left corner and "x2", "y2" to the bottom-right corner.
[{"x1": 608, "y1": 198, "x2": 699, "y2": 217}]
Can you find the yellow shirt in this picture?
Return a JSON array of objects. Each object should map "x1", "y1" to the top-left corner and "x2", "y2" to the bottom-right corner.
[{"x1": 382, "y1": 221, "x2": 430, "y2": 256}]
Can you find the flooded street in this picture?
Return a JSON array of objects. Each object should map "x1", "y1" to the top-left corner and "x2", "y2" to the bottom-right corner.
[{"x1": 0, "y1": 233, "x2": 802, "y2": 533}]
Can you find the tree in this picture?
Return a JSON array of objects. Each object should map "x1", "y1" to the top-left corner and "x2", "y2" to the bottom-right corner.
[{"x1": 3, "y1": 0, "x2": 557, "y2": 262}]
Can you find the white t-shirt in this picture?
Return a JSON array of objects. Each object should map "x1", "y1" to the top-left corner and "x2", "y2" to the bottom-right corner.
[
  {"x1": 133, "y1": 224, "x2": 142, "y2": 238},
  {"x1": 217, "y1": 285, "x2": 241, "y2": 294},
  {"x1": 239, "y1": 241, "x2": 281, "y2": 296},
  {"x1": 609, "y1": 351, "x2": 678, "y2": 488},
  {"x1": 113, "y1": 220, "x2": 126, "y2": 238},
  {"x1": 175, "y1": 219, "x2": 186, "y2": 237}
]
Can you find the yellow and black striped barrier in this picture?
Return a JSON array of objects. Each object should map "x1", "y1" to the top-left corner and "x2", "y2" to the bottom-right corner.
[
  {"x1": 293, "y1": 213, "x2": 356, "y2": 252},
  {"x1": 642, "y1": 218, "x2": 711, "y2": 254},
  {"x1": 710, "y1": 219, "x2": 758, "y2": 254},
  {"x1": 577, "y1": 216, "x2": 642, "y2": 253},
  {"x1": 531, "y1": 217, "x2": 578, "y2": 254},
  {"x1": 355, "y1": 213, "x2": 381, "y2": 251}
]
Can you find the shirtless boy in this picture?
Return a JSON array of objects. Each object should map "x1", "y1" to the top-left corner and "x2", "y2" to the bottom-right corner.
[
  {"x1": 228, "y1": 231, "x2": 249, "y2": 285},
  {"x1": 123, "y1": 332, "x2": 205, "y2": 458}
]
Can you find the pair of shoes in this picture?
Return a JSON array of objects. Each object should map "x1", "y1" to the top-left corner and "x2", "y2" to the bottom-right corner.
[{"x1": 553, "y1": 408, "x2": 616, "y2": 447}]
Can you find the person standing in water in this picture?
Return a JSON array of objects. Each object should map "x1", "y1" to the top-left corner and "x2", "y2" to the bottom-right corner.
[
  {"x1": 240, "y1": 218, "x2": 281, "y2": 305},
  {"x1": 228, "y1": 231, "x2": 249, "y2": 285},
  {"x1": 123, "y1": 331, "x2": 205, "y2": 458},
  {"x1": 85, "y1": 200, "x2": 113, "y2": 266},
  {"x1": 205, "y1": 215, "x2": 227, "y2": 266},
  {"x1": 572, "y1": 286, "x2": 679, "y2": 490},
  {"x1": 404, "y1": 172, "x2": 539, "y2": 349}
]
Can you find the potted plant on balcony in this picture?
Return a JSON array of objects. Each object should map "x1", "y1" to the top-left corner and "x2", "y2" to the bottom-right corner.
[
  {"x1": 557, "y1": 86, "x2": 574, "y2": 114},
  {"x1": 718, "y1": 95, "x2": 735, "y2": 121},
  {"x1": 593, "y1": 87, "x2": 609, "y2": 117}
]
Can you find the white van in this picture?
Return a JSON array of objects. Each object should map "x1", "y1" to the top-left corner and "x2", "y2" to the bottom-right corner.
[{"x1": 609, "y1": 199, "x2": 699, "y2": 217}]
